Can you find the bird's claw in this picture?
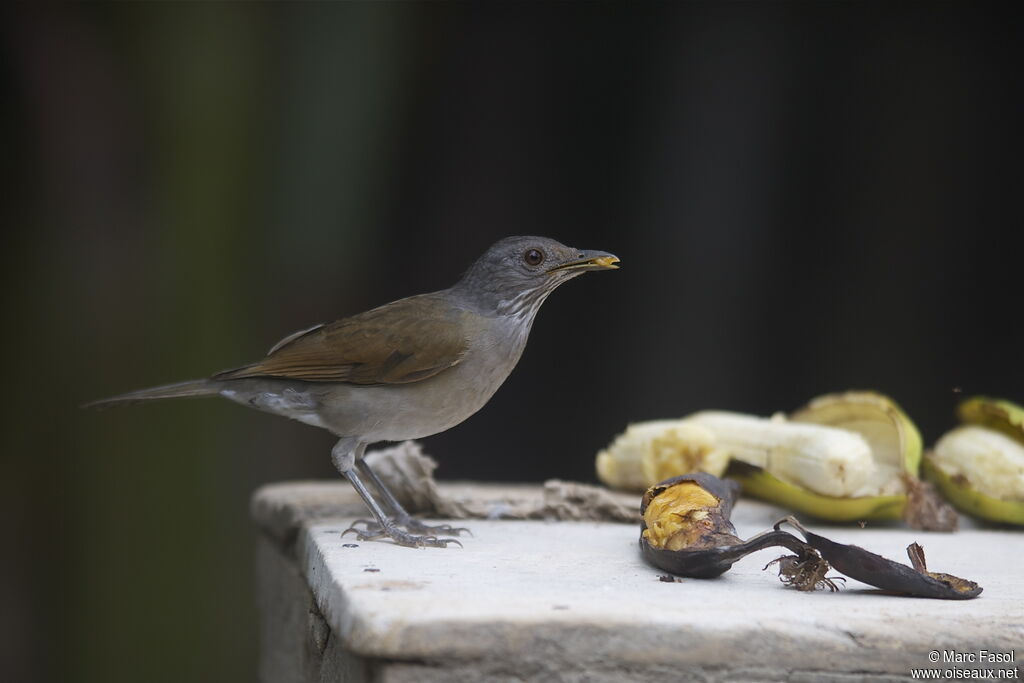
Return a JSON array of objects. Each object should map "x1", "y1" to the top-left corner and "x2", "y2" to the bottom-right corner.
[
  {"x1": 403, "y1": 520, "x2": 473, "y2": 537},
  {"x1": 346, "y1": 518, "x2": 379, "y2": 530},
  {"x1": 345, "y1": 517, "x2": 471, "y2": 537},
  {"x1": 341, "y1": 523, "x2": 462, "y2": 548}
]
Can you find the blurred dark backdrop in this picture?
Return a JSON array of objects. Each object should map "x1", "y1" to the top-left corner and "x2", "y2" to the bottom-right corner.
[{"x1": 3, "y1": 2, "x2": 1020, "y2": 682}]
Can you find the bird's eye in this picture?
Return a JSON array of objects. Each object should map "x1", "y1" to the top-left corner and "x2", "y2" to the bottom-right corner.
[{"x1": 523, "y1": 248, "x2": 544, "y2": 266}]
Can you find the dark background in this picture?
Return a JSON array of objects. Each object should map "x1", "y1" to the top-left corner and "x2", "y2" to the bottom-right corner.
[{"x1": 3, "y1": 2, "x2": 1020, "y2": 682}]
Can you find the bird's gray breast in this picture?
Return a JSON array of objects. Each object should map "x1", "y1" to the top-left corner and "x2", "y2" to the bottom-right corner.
[{"x1": 250, "y1": 312, "x2": 535, "y2": 442}]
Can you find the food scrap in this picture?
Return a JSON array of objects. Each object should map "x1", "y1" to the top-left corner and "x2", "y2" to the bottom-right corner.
[{"x1": 639, "y1": 473, "x2": 981, "y2": 599}]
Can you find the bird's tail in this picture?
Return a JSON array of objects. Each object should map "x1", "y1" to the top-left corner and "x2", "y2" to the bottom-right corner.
[{"x1": 83, "y1": 379, "x2": 221, "y2": 409}]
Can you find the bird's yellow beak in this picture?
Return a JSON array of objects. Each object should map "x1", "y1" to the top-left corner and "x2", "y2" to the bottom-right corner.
[
  {"x1": 548, "y1": 252, "x2": 620, "y2": 273},
  {"x1": 588, "y1": 255, "x2": 620, "y2": 269}
]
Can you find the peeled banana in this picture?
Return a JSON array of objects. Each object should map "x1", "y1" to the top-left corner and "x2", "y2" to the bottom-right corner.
[
  {"x1": 596, "y1": 391, "x2": 927, "y2": 523},
  {"x1": 684, "y1": 410, "x2": 877, "y2": 498},
  {"x1": 595, "y1": 420, "x2": 730, "y2": 491},
  {"x1": 726, "y1": 392, "x2": 925, "y2": 522},
  {"x1": 923, "y1": 397, "x2": 1024, "y2": 525}
]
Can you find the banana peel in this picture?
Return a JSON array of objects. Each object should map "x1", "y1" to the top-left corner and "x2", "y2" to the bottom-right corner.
[
  {"x1": 957, "y1": 396, "x2": 1024, "y2": 440},
  {"x1": 598, "y1": 391, "x2": 955, "y2": 528},
  {"x1": 922, "y1": 459, "x2": 1024, "y2": 525},
  {"x1": 640, "y1": 474, "x2": 982, "y2": 599},
  {"x1": 639, "y1": 473, "x2": 829, "y2": 580},
  {"x1": 726, "y1": 391, "x2": 956, "y2": 528},
  {"x1": 924, "y1": 397, "x2": 1024, "y2": 526},
  {"x1": 726, "y1": 460, "x2": 908, "y2": 522},
  {"x1": 777, "y1": 517, "x2": 982, "y2": 599}
]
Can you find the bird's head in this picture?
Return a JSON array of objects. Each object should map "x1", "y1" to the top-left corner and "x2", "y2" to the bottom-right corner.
[{"x1": 453, "y1": 236, "x2": 619, "y2": 317}]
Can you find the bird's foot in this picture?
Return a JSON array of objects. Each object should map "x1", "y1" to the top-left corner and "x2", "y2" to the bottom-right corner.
[
  {"x1": 400, "y1": 518, "x2": 473, "y2": 537},
  {"x1": 347, "y1": 517, "x2": 472, "y2": 537},
  {"x1": 342, "y1": 522, "x2": 462, "y2": 548}
]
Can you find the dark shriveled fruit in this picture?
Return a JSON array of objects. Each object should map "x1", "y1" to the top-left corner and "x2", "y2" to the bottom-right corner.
[
  {"x1": 777, "y1": 517, "x2": 982, "y2": 599},
  {"x1": 639, "y1": 473, "x2": 827, "y2": 581},
  {"x1": 639, "y1": 474, "x2": 982, "y2": 599}
]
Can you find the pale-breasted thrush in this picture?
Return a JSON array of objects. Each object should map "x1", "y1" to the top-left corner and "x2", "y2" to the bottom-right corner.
[{"x1": 88, "y1": 236, "x2": 619, "y2": 547}]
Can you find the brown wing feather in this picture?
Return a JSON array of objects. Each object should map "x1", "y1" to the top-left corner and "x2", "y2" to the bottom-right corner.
[{"x1": 214, "y1": 293, "x2": 469, "y2": 384}]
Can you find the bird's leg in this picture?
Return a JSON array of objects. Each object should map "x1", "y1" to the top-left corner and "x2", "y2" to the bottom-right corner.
[
  {"x1": 339, "y1": 442, "x2": 396, "y2": 532},
  {"x1": 355, "y1": 458, "x2": 471, "y2": 537},
  {"x1": 330, "y1": 438, "x2": 460, "y2": 548},
  {"x1": 343, "y1": 443, "x2": 469, "y2": 537}
]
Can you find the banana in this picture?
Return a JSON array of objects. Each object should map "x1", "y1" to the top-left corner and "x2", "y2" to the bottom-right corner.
[
  {"x1": 923, "y1": 397, "x2": 1024, "y2": 525},
  {"x1": 684, "y1": 411, "x2": 875, "y2": 498},
  {"x1": 596, "y1": 391, "x2": 927, "y2": 523},
  {"x1": 595, "y1": 420, "x2": 729, "y2": 491},
  {"x1": 725, "y1": 392, "x2": 925, "y2": 522}
]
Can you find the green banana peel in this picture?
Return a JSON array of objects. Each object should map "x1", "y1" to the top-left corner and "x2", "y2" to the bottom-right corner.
[
  {"x1": 727, "y1": 391, "x2": 949, "y2": 526},
  {"x1": 957, "y1": 396, "x2": 1024, "y2": 441},
  {"x1": 791, "y1": 391, "x2": 924, "y2": 480},
  {"x1": 727, "y1": 461, "x2": 907, "y2": 521},
  {"x1": 922, "y1": 457, "x2": 1024, "y2": 526},
  {"x1": 595, "y1": 391, "x2": 956, "y2": 527},
  {"x1": 924, "y1": 396, "x2": 1024, "y2": 526}
]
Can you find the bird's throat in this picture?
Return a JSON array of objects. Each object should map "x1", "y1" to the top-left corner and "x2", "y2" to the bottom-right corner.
[{"x1": 495, "y1": 276, "x2": 570, "y2": 321}]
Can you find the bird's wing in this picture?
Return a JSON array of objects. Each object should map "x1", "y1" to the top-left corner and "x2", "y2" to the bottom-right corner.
[{"x1": 214, "y1": 293, "x2": 470, "y2": 384}]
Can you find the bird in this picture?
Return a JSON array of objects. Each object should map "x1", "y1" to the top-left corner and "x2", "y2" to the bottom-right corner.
[{"x1": 87, "y1": 236, "x2": 619, "y2": 547}]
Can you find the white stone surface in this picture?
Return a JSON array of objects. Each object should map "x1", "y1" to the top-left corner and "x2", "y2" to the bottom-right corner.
[{"x1": 259, "y1": 482, "x2": 1024, "y2": 679}]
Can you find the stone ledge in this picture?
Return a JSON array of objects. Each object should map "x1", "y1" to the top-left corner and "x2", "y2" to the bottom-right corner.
[{"x1": 253, "y1": 481, "x2": 1022, "y2": 681}]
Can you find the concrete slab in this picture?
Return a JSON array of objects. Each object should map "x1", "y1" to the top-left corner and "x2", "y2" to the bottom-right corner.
[{"x1": 254, "y1": 481, "x2": 1023, "y2": 681}]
